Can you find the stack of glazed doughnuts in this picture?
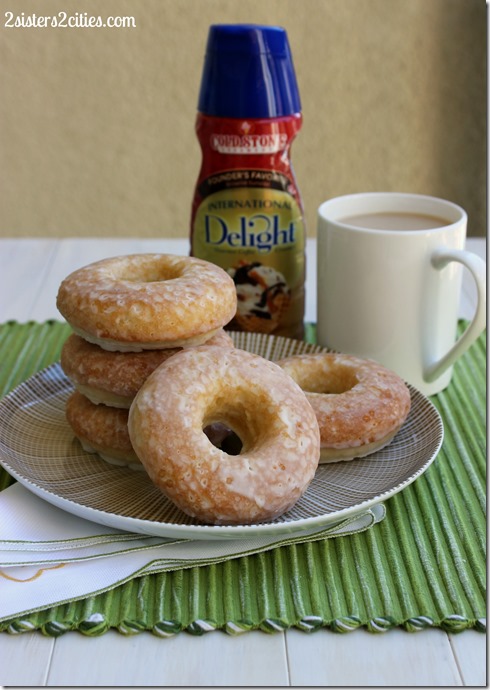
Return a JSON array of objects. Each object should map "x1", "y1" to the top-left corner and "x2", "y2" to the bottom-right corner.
[
  {"x1": 57, "y1": 252, "x2": 321, "y2": 525},
  {"x1": 57, "y1": 254, "x2": 237, "y2": 470}
]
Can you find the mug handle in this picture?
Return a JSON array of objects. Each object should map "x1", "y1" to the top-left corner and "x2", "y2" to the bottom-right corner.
[{"x1": 424, "y1": 248, "x2": 486, "y2": 383}]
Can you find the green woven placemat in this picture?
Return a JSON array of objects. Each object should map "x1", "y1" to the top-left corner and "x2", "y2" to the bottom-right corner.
[{"x1": 0, "y1": 320, "x2": 486, "y2": 637}]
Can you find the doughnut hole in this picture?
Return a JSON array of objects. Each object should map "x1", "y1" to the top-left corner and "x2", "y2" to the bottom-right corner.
[
  {"x1": 286, "y1": 359, "x2": 359, "y2": 395},
  {"x1": 110, "y1": 257, "x2": 182, "y2": 283},
  {"x1": 203, "y1": 422, "x2": 243, "y2": 455},
  {"x1": 201, "y1": 388, "x2": 276, "y2": 456}
]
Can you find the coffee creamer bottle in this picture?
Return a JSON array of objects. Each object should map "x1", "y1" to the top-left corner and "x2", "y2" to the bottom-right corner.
[{"x1": 191, "y1": 24, "x2": 305, "y2": 339}]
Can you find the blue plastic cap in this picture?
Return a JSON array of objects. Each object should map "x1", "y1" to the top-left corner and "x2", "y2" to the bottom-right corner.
[{"x1": 197, "y1": 24, "x2": 301, "y2": 118}]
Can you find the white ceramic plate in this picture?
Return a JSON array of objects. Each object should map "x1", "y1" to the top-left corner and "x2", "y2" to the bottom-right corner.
[{"x1": 0, "y1": 333, "x2": 444, "y2": 540}]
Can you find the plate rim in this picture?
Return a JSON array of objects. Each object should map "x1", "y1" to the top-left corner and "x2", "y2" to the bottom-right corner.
[{"x1": 0, "y1": 338, "x2": 445, "y2": 540}]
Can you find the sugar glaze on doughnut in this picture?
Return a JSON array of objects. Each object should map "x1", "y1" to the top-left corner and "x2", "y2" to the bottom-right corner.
[
  {"x1": 56, "y1": 254, "x2": 237, "y2": 351},
  {"x1": 128, "y1": 346, "x2": 320, "y2": 525},
  {"x1": 61, "y1": 330, "x2": 234, "y2": 408},
  {"x1": 278, "y1": 352, "x2": 411, "y2": 463}
]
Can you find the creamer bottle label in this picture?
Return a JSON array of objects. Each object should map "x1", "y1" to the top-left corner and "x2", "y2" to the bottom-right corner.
[{"x1": 191, "y1": 113, "x2": 306, "y2": 339}]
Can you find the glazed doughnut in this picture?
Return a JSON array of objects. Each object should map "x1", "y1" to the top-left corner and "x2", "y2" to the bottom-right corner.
[
  {"x1": 128, "y1": 346, "x2": 320, "y2": 525},
  {"x1": 278, "y1": 352, "x2": 411, "y2": 463},
  {"x1": 66, "y1": 391, "x2": 142, "y2": 470},
  {"x1": 56, "y1": 254, "x2": 237, "y2": 352},
  {"x1": 61, "y1": 330, "x2": 234, "y2": 408}
]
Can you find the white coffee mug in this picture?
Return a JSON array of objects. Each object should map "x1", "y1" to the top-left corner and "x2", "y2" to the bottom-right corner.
[{"x1": 317, "y1": 192, "x2": 486, "y2": 395}]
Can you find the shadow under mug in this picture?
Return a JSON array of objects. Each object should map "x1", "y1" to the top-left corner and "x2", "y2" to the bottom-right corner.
[{"x1": 316, "y1": 192, "x2": 486, "y2": 396}]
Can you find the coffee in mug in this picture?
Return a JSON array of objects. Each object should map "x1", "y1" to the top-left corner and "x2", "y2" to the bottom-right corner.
[
  {"x1": 316, "y1": 193, "x2": 486, "y2": 395},
  {"x1": 340, "y1": 212, "x2": 448, "y2": 231}
]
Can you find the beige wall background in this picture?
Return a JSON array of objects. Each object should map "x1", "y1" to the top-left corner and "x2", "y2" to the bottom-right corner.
[{"x1": 1, "y1": 0, "x2": 486, "y2": 238}]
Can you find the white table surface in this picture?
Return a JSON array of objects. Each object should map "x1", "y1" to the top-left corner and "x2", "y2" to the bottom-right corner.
[{"x1": 0, "y1": 236, "x2": 486, "y2": 687}]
